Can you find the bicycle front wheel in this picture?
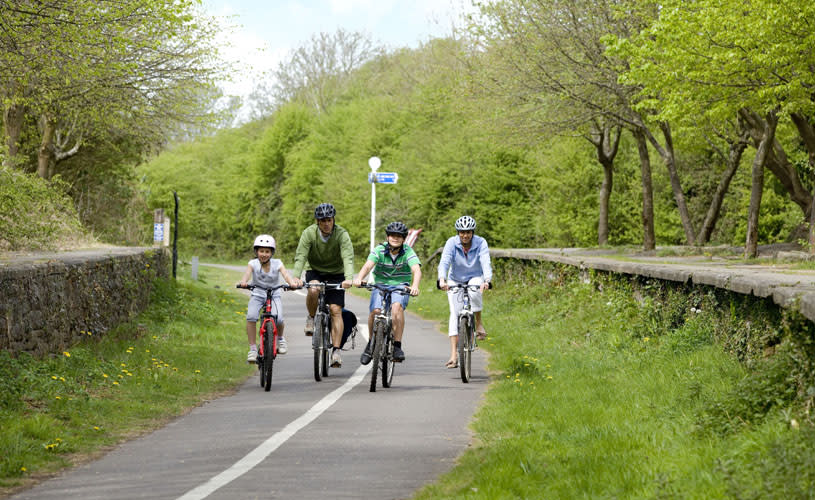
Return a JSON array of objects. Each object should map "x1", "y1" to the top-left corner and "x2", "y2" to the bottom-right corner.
[
  {"x1": 313, "y1": 314, "x2": 324, "y2": 382},
  {"x1": 458, "y1": 315, "x2": 471, "y2": 383},
  {"x1": 382, "y1": 335, "x2": 395, "y2": 388},
  {"x1": 321, "y1": 322, "x2": 330, "y2": 377},
  {"x1": 263, "y1": 322, "x2": 275, "y2": 391},
  {"x1": 369, "y1": 321, "x2": 385, "y2": 392}
]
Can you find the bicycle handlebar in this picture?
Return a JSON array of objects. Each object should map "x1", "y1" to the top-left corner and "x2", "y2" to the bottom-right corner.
[
  {"x1": 236, "y1": 283, "x2": 296, "y2": 292},
  {"x1": 301, "y1": 282, "x2": 346, "y2": 290},
  {"x1": 436, "y1": 280, "x2": 493, "y2": 290},
  {"x1": 358, "y1": 282, "x2": 410, "y2": 293}
]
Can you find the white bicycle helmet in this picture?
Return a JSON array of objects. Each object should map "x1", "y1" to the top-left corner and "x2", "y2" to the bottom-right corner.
[
  {"x1": 253, "y1": 234, "x2": 276, "y2": 251},
  {"x1": 455, "y1": 215, "x2": 476, "y2": 231}
]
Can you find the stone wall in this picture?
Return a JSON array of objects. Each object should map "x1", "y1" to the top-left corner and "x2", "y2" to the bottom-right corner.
[{"x1": 0, "y1": 247, "x2": 169, "y2": 356}]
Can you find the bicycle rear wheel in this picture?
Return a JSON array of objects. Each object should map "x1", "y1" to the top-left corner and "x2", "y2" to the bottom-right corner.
[
  {"x1": 263, "y1": 321, "x2": 275, "y2": 391},
  {"x1": 382, "y1": 335, "x2": 395, "y2": 388},
  {"x1": 313, "y1": 314, "x2": 324, "y2": 382},
  {"x1": 458, "y1": 315, "x2": 471, "y2": 383},
  {"x1": 369, "y1": 321, "x2": 385, "y2": 392}
]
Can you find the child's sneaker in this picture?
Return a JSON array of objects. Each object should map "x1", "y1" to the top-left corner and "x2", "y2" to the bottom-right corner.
[
  {"x1": 331, "y1": 349, "x2": 342, "y2": 368},
  {"x1": 277, "y1": 336, "x2": 288, "y2": 354},
  {"x1": 247, "y1": 348, "x2": 258, "y2": 363}
]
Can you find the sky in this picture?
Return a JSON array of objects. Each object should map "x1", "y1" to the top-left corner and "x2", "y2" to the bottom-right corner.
[{"x1": 201, "y1": 0, "x2": 473, "y2": 116}]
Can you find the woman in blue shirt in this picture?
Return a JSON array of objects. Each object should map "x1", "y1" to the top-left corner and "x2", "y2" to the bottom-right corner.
[{"x1": 437, "y1": 216, "x2": 492, "y2": 368}]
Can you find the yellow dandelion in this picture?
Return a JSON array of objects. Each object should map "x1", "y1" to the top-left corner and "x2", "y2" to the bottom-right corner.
[
  {"x1": 145, "y1": 349, "x2": 150, "y2": 353},
  {"x1": 113, "y1": 381, "x2": 119, "y2": 385},
  {"x1": 51, "y1": 375, "x2": 57, "y2": 380},
  {"x1": 55, "y1": 438, "x2": 62, "y2": 442},
  {"x1": 524, "y1": 363, "x2": 530, "y2": 367},
  {"x1": 55, "y1": 396, "x2": 61, "y2": 399},
  {"x1": 120, "y1": 363, "x2": 126, "y2": 367},
  {"x1": 194, "y1": 369, "x2": 201, "y2": 374},
  {"x1": 62, "y1": 351, "x2": 71, "y2": 357},
  {"x1": 173, "y1": 367, "x2": 178, "y2": 372},
  {"x1": 87, "y1": 331, "x2": 92, "y2": 336},
  {"x1": 152, "y1": 336, "x2": 158, "y2": 339},
  {"x1": 93, "y1": 426, "x2": 100, "y2": 431},
  {"x1": 102, "y1": 373, "x2": 108, "y2": 378},
  {"x1": 20, "y1": 467, "x2": 27, "y2": 472},
  {"x1": 126, "y1": 372, "x2": 132, "y2": 377},
  {"x1": 59, "y1": 377, "x2": 65, "y2": 382},
  {"x1": 547, "y1": 375, "x2": 553, "y2": 380}
]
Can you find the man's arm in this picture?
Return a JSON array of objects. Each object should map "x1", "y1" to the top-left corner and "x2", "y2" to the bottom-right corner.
[
  {"x1": 339, "y1": 231, "x2": 355, "y2": 280},
  {"x1": 291, "y1": 227, "x2": 312, "y2": 278}
]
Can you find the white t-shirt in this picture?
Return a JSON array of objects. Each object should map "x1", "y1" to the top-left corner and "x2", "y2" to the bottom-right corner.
[{"x1": 249, "y1": 258, "x2": 283, "y2": 298}]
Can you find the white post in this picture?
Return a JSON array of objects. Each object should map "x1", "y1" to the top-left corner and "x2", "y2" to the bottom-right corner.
[
  {"x1": 370, "y1": 181, "x2": 376, "y2": 252},
  {"x1": 368, "y1": 156, "x2": 381, "y2": 252}
]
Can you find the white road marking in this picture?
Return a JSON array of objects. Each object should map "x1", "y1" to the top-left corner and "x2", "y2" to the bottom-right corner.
[{"x1": 176, "y1": 327, "x2": 370, "y2": 500}]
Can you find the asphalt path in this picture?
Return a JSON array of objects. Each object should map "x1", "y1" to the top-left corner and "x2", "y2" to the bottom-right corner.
[{"x1": 11, "y1": 264, "x2": 488, "y2": 500}]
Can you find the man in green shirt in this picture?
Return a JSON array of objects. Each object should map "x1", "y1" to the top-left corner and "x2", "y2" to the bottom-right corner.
[
  {"x1": 352, "y1": 221, "x2": 422, "y2": 364},
  {"x1": 290, "y1": 203, "x2": 355, "y2": 368}
]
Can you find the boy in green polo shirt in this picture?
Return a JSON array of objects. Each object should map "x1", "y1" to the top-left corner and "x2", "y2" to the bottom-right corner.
[{"x1": 352, "y1": 221, "x2": 422, "y2": 364}]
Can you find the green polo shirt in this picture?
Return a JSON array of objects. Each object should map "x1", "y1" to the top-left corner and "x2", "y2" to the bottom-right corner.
[{"x1": 368, "y1": 242, "x2": 421, "y2": 285}]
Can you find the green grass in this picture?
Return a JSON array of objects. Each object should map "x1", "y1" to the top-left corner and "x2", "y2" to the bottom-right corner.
[
  {"x1": 412, "y1": 264, "x2": 815, "y2": 499},
  {"x1": 0, "y1": 264, "x2": 252, "y2": 493}
]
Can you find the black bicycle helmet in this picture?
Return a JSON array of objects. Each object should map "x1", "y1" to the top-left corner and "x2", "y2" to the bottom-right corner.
[
  {"x1": 455, "y1": 215, "x2": 476, "y2": 231},
  {"x1": 314, "y1": 203, "x2": 336, "y2": 219},
  {"x1": 385, "y1": 221, "x2": 409, "y2": 237}
]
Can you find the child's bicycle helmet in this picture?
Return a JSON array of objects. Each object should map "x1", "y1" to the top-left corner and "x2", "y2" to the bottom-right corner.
[
  {"x1": 385, "y1": 221, "x2": 409, "y2": 237},
  {"x1": 253, "y1": 234, "x2": 276, "y2": 251}
]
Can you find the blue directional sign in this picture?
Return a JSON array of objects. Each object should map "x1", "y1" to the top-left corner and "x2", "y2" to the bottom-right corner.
[{"x1": 368, "y1": 172, "x2": 398, "y2": 184}]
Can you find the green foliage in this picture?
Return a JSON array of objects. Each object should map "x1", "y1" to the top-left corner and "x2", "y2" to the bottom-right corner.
[
  {"x1": 0, "y1": 168, "x2": 88, "y2": 251},
  {"x1": 138, "y1": 123, "x2": 266, "y2": 257}
]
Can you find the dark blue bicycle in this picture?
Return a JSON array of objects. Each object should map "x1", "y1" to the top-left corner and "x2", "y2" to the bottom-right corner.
[{"x1": 359, "y1": 283, "x2": 409, "y2": 392}]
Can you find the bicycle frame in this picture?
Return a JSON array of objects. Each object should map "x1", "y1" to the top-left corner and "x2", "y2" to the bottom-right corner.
[
  {"x1": 237, "y1": 283, "x2": 289, "y2": 391},
  {"x1": 303, "y1": 282, "x2": 344, "y2": 382},
  {"x1": 362, "y1": 283, "x2": 408, "y2": 392}
]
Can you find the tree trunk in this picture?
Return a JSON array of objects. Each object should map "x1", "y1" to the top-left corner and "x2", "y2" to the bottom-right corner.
[
  {"x1": 643, "y1": 122, "x2": 695, "y2": 244},
  {"x1": 598, "y1": 159, "x2": 613, "y2": 245},
  {"x1": 741, "y1": 109, "x2": 812, "y2": 216},
  {"x1": 696, "y1": 131, "x2": 749, "y2": 245},
  {"x1": 634, "y1": 129, "x2": 656, "y2": 251},
  {"x1": 37, "y1": 114, "x2": 56, "y2": 179},
  {"x1": 789, "y1": 113, "x2": 815, "y2": 253},
  {"x1": 745, "y1": 111, "x2": 778, "y2": 258},
  {"x1": 2, "y1": 103, "x2": 26, "y2": 168},
  {"x1": 589, "y1": 123, "x2": 621, "y2": 246}
]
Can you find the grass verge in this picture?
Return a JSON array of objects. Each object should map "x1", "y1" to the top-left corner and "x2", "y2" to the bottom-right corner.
[
  {"x1": 0, "y1": 264, "x2": 252, "y2": 495},
  {"x1": 412, "y1": 261, "x2": 815, "y2": 499}
]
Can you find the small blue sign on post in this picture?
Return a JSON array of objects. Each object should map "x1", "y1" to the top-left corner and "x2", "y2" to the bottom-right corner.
[
  {"x1": 368, "y1": 172, "x2": 398, "y2": 184},
  {"x1": 153, "y1": 223, "x2": 164, "y2": 242}
]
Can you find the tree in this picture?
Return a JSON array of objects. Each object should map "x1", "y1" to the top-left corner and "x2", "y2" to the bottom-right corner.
[
  {"x1": 268, "y1": 29, "x2": 382, "y2": 114},
  {"x1": 614, "y1": 0, "x2": 815, "y2": 255},
  {"x1": 0, "y1": 0, "x2": 226, "y2": 177},
  {"x1": 466, "y1": 0, "x2": 659, "y2": 248}
]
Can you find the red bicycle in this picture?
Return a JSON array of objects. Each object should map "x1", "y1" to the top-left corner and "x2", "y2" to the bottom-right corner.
[{"x1": 237, "y1": 283, "x2": 292, "y2": 391}]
